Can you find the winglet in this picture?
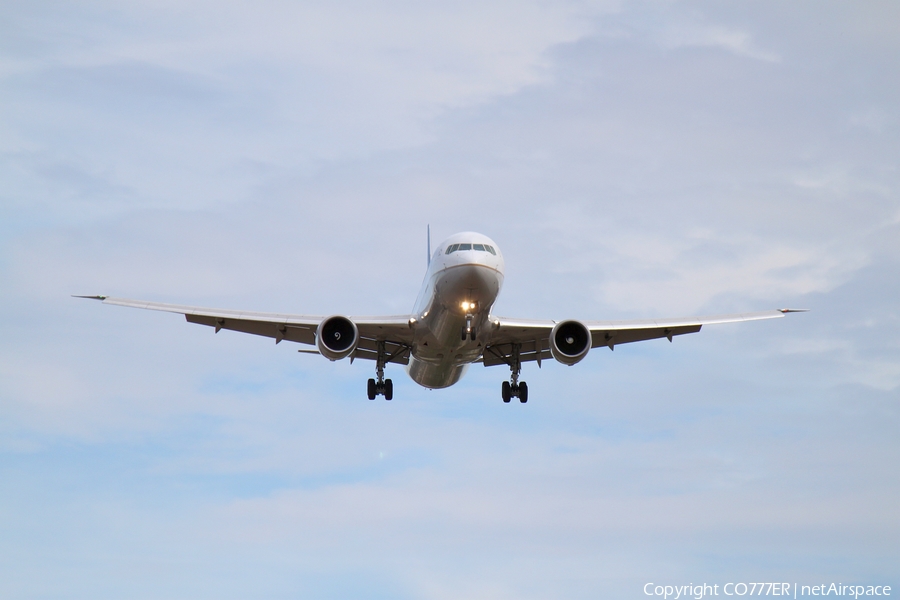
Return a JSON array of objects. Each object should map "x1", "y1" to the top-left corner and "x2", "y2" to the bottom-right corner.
[
  {"x1": 779, "y1": 308, "x2": 809, "y2": 313},
  {"x1": 427, "y1": 224, "x2": 431, "y2": 268},
  {"x1": 72, "y1": 295, "x2": 108, "y2": 301}
]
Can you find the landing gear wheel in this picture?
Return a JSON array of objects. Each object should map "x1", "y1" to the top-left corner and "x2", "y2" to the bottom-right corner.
[
  {"x1": 470, "y1": 327, "x2": 476, "y2": 341},
  {"x1": 369, "y1": 341, "x2": 396, "y2": 401},
  {"x1": 501, "y1": 381, "x2": 511, "y2": 403},
  {"x1": 518, "y1": 381, "x2": 528, "y2": 403},
  {"x1": 461, "y1": 327, "x2": 468, "y2": 341}
]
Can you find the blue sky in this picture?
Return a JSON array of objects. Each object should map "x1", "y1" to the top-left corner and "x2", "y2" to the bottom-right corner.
[{"x1": 1, "y1": 1, "x2": 898, "y2": 598}]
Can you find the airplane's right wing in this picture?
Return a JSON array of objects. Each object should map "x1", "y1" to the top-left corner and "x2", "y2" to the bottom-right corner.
[
  {"x1": 481, "y1": 309, "x2": 804, "y2": 367},
  {"x1": 76, "y1": 295, "x2": 416, "y2": 365}
]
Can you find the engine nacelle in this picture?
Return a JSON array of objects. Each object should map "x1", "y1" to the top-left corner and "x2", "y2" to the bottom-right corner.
[
  {"x1": 316, "y1": 315, "x2": 359, "y2": 361},
  {"x1": 549, "y1": 320, "x2": 591, "y2": 366}
]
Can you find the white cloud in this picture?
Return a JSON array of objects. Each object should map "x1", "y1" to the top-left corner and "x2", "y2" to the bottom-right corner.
[
  {"x1": 594, "y1": 233, "x2": 868, "y2": 314},
  {"x1": 848, "y1": 107, "x2": 895, "y2": 134},
  {"x1": 4, "y1": 1, "x2": 618, "y2": 144},
  {"x1": 658, "y1": 20, "x2": 780, "y2": 62}
]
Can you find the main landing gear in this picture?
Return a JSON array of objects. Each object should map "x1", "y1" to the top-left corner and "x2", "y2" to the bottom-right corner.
[
  {"x1": 501, "y1": 380, "x2": 527, "y2": 403},
  {"x1": 367, "y1": 377, "x2": 392, "y2": 400},
  {"x1": 501, "y1": 343, "x2": 528, "y2": 403},
  {"x1": 367, "y1": 341, "x2": 393, "y2": 400}
]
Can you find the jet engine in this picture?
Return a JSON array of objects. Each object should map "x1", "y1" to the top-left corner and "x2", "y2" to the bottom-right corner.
[
  {"x1": 549, "y1": 320, "x2": 591, "y2": 365},
  {"x1": 316, "y1": 315, "x2": 359, "y2": 361}
]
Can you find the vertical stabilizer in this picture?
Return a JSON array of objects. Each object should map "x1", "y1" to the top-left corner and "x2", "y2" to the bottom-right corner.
[{"x1": 427, "y1": 225, "x2": 432, "y2": 267}]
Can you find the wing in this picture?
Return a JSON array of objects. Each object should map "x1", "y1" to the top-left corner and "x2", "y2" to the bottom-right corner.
[
  {"x1": 76, "y1": 295, "x2": 414, "y2": 365},
  {"x1": 481, "y1": 309, "x2": 805, "y2": 368}
]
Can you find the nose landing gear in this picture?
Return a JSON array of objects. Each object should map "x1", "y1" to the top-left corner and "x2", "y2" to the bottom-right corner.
[
  {"x1": 501, "y1": 343, "x2": 528, "y2": 403},
  {"x1": 461, "y1": 314, "x2": 476, "y2": 341}
]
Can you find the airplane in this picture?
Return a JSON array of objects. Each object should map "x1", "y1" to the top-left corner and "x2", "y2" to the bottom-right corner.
[{"x1": 76, "y1": 230, "x2": 805, "y2": 403}]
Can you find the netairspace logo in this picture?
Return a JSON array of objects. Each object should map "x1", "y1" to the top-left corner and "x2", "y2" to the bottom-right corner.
[{"x1": 643, "y1": 583, "x2": 892, "y2": 600}]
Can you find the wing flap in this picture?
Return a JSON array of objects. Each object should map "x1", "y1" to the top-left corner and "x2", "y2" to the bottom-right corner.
[
  {"x1": 353, "y1": 344, "x2": 411, "y2": 365},
  {"x1": 482, "y1": 344, "x2": 552, "y2": 367},
  {"x1": 185, "y1": 314, "x2": 317, "y2": 345},
  {"x1": 591, "y1": 324, "x2": 702, "y2": 349},
  {"x1": 99, "y1": 296, "x2": 324, "y2": 325},
  {"x1": 582, "y1": 309, "x2": 788, "y2": 330},
  {"x1": 83, "y1": 295, "x2": 414, "y2": 352}
]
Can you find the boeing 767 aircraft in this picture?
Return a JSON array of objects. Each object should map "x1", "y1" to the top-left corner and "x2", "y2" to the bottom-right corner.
[{"x1": 78, "y1": 231, "x2": 804, "y2": 403}]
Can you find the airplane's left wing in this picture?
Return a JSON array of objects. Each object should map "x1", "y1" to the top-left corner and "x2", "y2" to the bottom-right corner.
[
  {"x1": 76, "y1": 296, "x2": 415, "y2": 364},
  {"x1": 481, "y1": 309, "x2": 804, "y2": 367}
]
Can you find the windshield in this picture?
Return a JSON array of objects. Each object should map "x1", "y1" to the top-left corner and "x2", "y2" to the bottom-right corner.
[{"x1": 445, "y1": 243, "x2": 496, "y2": 255}]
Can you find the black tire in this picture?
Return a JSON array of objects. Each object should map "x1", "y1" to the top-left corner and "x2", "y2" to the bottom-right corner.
[
  {"x1": 384, "y1": 379, "x2": 393, "y2": 401},
  {"x1": 461, "y1": 327, "x2": 468, "y2": 340},
  {"x1": 501, "y1": 381, "x2": 511, "y2": 403},
  {"x1": 519, "y1": 381, "x2": 528, "y2": 403},
  {"x1": 367, "y1": 378, "x2": 377, "y2": 400},
  {"x1": 470, "y1": 327, "x2": 477, "y2": 340}
]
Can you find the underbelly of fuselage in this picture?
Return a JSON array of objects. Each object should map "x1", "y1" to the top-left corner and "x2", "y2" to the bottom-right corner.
[
  {"x1": 406, "y1": 262, "x2": 503, "y2": 389},
  {"x1": 406, "y1": 358, "x2": 470, "y2": 390}
]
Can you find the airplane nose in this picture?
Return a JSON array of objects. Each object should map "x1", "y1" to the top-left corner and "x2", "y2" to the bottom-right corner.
[{"x1": 439, "y1": 264, "x2": 502, "y2": 309}]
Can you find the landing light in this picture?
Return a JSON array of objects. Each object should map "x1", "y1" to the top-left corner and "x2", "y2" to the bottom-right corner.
[{"x1": 461, "y1": 301, "x2": 477, "y2": 311}]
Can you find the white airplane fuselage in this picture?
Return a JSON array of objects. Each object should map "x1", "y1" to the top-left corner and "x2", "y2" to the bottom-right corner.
[{"x1": 407, "y1": 232, "x2": 505, "y2": 388}]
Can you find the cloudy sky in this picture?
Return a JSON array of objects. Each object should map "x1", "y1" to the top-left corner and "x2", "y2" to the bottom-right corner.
[{"x1": 1, "y1": 1, "x2": 898, "y2": 598}]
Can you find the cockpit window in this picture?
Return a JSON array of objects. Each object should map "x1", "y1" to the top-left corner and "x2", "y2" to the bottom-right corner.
[{"x1": 445, "y1": 242, "x2": 497, "y2": 255}]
